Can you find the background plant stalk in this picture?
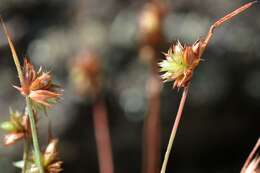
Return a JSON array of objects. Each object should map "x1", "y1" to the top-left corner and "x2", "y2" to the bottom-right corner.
[
  {"x1": 142, "y1": 58, "x2": 161, "y2": 173},
  {"x1": 93, "y1": 98, "x2": 114, "y2": 173}
]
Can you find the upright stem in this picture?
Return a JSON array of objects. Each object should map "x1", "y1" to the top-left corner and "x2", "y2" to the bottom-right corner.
[
  {"x1": 160, "y1": 85, "x2": 189, "y2": 173},
  {"x1": 1, "y1": 19, "x2": 44, "y2": 173},
  {"x1": 93, "y1": 99, "x2": 114, "y2": 173},
  {"x1": 26, "y1": 97, "x2": 44, "y2": 173},
  {"x1": 22, "y1": 139, "x2": 29, "y2": 173},
  {"x1": 143, "y1": 73, "x2": 161, "y2": 173}
]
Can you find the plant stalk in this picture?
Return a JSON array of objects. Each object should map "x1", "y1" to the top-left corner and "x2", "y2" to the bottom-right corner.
[
  {"x1": 142, "y1": 72, "x2": 161, "y2": 173},
  {"x1": 26, "y1": 97, "x2": 44, "y2": 173},
  {"x1": 93, "y1": 99, "x2": 114, "y2": 173},
  {"x1": 1, "y1": 17, "x2": 44, "y2": 173},
  {"x1": 160, "y1": 85, "x2": 189, "y2": 173},
  {"x1": 22, "y1": 139, "x2": 30, "y2": 173}
]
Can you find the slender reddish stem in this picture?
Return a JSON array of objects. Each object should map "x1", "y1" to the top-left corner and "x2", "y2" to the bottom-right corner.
[
  {"x1": 93, "y1": 99, "x2": 114, "y2": 173},
  {"x1": 241, "y1": 138, "x2": 260, "y2": 173},
  {"x1": 143, "y1": 74, "x2": 161, "y2": 173},
  {"x1": 204, "y1": 1, "x2": 257, "y2": 46},
  {"x1": 160, "y1": 85, "x2": 189, "y2": 173}
]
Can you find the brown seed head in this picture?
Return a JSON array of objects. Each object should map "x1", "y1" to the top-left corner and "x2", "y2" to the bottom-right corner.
[
  {"x1": 14, "y1": 58, "x2": 61, "y2": 108},
  {"x1": 159, "y1": 1, "x2": 257, "y2": 89},
  {"x1": 1, "y1": 110, "x2": 31, "y2": 146},
  {"x1": 159, "y1": 40, "x2": 205, "y2": 88},
  {"x1": 23, "y1": 139, "x2": 62, "y2": 173},
  {"x1": 43, "y1": 139, "x2": 62, "y2": 173}
]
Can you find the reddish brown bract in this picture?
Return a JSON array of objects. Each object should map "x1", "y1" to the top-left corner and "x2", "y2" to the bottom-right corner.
[
  {"x1": 160, "y1": 40, "x2": 206, "y2": 88},
  {"x1": 14, "y1": 59, "x2": 61, "y2": 107},
  {"x1": 2, "y1": 112, "x2": 30, "y2": 146},
  {"x1": 159, "y1": 1, "x2": 257, "y2": 89}
]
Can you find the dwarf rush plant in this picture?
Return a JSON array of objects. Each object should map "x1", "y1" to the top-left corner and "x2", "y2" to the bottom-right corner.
[
  {"x1": 158, "y1": 1, "x2": 258, "y2": 173},
  {"x1": 1, "y1": 18, "x2": 62, "y2": 173}
]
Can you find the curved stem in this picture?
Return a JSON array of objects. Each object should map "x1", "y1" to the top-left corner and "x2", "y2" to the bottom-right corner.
[
  {"x1": 22, "y1": 139, "x2": 30, "y2": 173},
  {"x1": 26, "y1": 97, "x2": 44, "y2": 173},
  {"x1": 160, "y1": 85, "x2": 189, "y2": 173},
  {"x1": 204, "y1": 1, "x2": 258, "y2": 47}
]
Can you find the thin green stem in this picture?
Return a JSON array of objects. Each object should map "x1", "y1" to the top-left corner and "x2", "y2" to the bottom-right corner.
[
  {"x1": 26, "y1": 97, "x2": 44, "y2": 173},
  {"x1": 22, "y1": 139, "x2": 30, "y2": 173},
  {"x1": 160, "y1": 85, "x2": 189, "y2": 173},
  {"x1": 1, "y1": 17, "x2": 44, "y2": 173}
]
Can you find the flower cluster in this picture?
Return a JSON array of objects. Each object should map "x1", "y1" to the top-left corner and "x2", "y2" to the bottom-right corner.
[
  {"x1": 14, "y1": 139, "x2": 62, "y2": 173},
  {"x1": 159, "y1": 40, "x2": 204, "y2": 88},
  {"x1": 14, "y1": 59, "x2": 61, "y2": 108},
  {"x1": 0, "y1": 109, "x2": 30, "y2": 146}
]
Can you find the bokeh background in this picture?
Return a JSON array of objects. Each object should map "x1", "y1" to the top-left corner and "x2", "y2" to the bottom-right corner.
[{"x1": 0, "y1": 0, "x2": 259, "y2": 172}]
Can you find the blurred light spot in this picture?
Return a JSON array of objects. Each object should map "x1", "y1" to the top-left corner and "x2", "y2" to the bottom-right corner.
[
  {"x1": 27, "y1": 28, "x2": 70, "y2": 67},
  {"x1": 119, "y1": 87, "x2": 146, "y2": 122},
  {"x1": 110, "y1": 10, "x2": 138, "y2": 47},
  {"x1": 73, "y1": 20, "x2": 108, "y2": 50},
  {"x1": 219, "y1": 24, "x2": 254, "y2": 53},
  {"x1": 28, "y1": 39, "x2": 51, "y2": 65},
  {"x1": 116, "y1": 61, "x2": 149, "y2": 122},
  {"x1": 74, "y1": 0, "x2": 115, "y2": 18},
  {"x1": 163, "y1": 13, "x2": 210, "y2": 42},
  {"x1": 244, "y1": 70, "x2": 260, "y2": 100},
  {"x1": 28, "y1": 20, "x2": 107, "y2": 67}
]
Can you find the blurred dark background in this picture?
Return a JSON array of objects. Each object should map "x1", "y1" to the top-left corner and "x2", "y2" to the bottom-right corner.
[{"x1": 0, "y1": 0, "x2": 259, "y2": 172}]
